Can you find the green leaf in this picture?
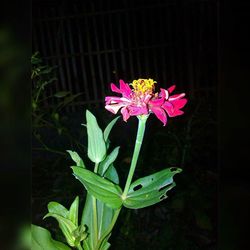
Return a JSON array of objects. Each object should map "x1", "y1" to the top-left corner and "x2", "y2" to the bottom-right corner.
[
  {"x1": 54, "y1": 91, "x2": 70, "y2": 98},
  {"x1": 72, "y1": 224, "x2": 88, "y2": 246},
  {"x1": 66, "y1": 150, "x2": 85, "y2": 168},
  {"x1": 68, "y1": 196, "x2": 79, "y2": 226},
  {"x1": 98, "y1": 147, "x2": 120, "y2": 176},
  {"x1": 123, "y1": 167, "x2": 182, "y2": 209},
  {"x1": 81, "y1": 194, "x2": 95, "y2": 249},
  {"x1": 72, "y1": 167, "x2": 122, "y2": 209},
  {"x1": 81, "y1": 196, "x2": 113, "y2": 249},
  {"x1": 99, "y1": 234, "x2": 111, "y2": 250},
  {"x1": 43, "y1": 213, "x2": 77, "y2": 247},
  {"x1": 44, "y1": 199, "x2": 81, "y2": 247},
  {"x1": 80, "y1": 164, "x2": 119, "y2": 249},
  {"x1": 104, "y1": 164, "x2": 119, "y2": 185},
  {"x1": 103, "y1": 116, "x2": 120, "y2": 142},
  {"x1": 31, "y1": 224, "x2": 71, "y2": 250},
  {"x1": 83, "y1": 239, "x2": 91, "y2": 250},
  {"x1": 97, "y1": 199, "x2": 114, "y2": 240},
  {"x1": 97, "y1": 164, "x2": 119, "y2": 242},
  {"x1": 86, "y1": 110, "x2": 106, "y2": 163},
  {"x1": 47, "y1": 202, "x2": 69, "y2": 218}
]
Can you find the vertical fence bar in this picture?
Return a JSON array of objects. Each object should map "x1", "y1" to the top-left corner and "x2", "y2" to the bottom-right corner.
[
  {"x1": 192, "y1": 3, "x2": 199, "y2": 94},
  {"x1": 148, "y1": 8, "x2": 159, "y2": 80},
  {"x1": 197, "y1": 2, "x2": 204, "y2": 97},
  {"x1": 124, "y1": 0, "x2": 134, "y2": 79},
  {"x1": 37, "y1": 7, "x2": 50, "y2": 107},
  {"x1": 183, "y1": 4, "x2": 195, "y2": 98},
  {"x1": 117, "y1": 10, "x2": 127, "y2": 79},
  {"x1": 44, "y1": 8, "x2": 60, "y2": 99},
  {"x1": 108, "y1": 3, "x2": 119, "y2": 82},
  {"x1": 74, "y1": 7, "x2": 90, "y2": 105},
  {"x1": 166, "y1": 6, "x2": 175, "y2": 84},
  {"x1": 32, "y1": 26, "x2": 39, "y2": 90},
  {"x1": 100, "y1": 11, "x2": 112, "y2": 88},
  {"x1": 131, "y1": 7, "x2": 142, "y2": 77},
  {"x1": 85, "y1": 12, "x2": 99, "y2": 103},
  {"x1": 66, "y1": 16, "x2": 81, "y2": 97},
  {"x1": 158, "y1": 6, "x2": 167, "y2": 84},
  {"x1": 60, "y1": 17, "x2": 74, "y2": 112},
  {"x1": 51, "y1": 7, "x2": 67, "y2": 98},
  {"x1": 141, "y1": 5, "x2": 150, "y2": 78},
  {"x1": 176, "y1": 3, "x2": 184, "y2": 88},
  {"x1": 90, "y1": 2, "x2": 105, "y2": 103}
]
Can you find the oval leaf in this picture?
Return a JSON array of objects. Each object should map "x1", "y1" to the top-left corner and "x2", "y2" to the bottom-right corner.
[
  {"x1": 86, "y1": 110, "x2": 106, "y2": 163},
  {"x1": 68, "y1": 196, "x2": 79, "y2": 226},
  {"x1": 31, "y1": 224, "x2": 71, "y2": 250},
  {"x1": 43, "y1": 213, "x2": 77, "y2": 247},
  {"x1": 103, "y1": 116, "x2": 120, "y2": 142},
  {"x1": 98, "y1": 147, "x2": 120, "y2": 176},
  {"x1": 72, "y1": 167, "x2": 122, "y2": 209},
  {"x1": 104, "y1": 164, "x2": 119, "y2": 185},
  {"x1": 123, "y1": 167, "x2": 182, "y2": 209},
  {"x1": 67, "y1": 150, "x2": 85, "y2": 168},
  {"x1": 47, "y1": 201, "x2": 69, "y2": 218}
]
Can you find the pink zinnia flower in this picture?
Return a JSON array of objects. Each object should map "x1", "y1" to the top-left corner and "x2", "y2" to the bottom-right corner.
[{"x1": 105, "y1": 79, "x2": 187, "y2": 126}]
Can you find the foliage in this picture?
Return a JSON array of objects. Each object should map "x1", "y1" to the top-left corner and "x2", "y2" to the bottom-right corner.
[
  {"x1": 33, "y1": 110, "x2": 183, "y2": 249},
  {"x1": 32, "y1": 51, "x2": 84, "y2": 157}
]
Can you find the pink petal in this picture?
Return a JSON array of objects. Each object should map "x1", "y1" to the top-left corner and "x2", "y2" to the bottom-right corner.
[
  {"x1": 169, "y1": 93, "x2": 185, "y2": 101},
  {"x1": 143, "y1": 94, "x2": 152, "y2": 103},
  {"x1": 159, "y1": 88, "x2": 169, "y2": 100},
  {"x1": 121, "y1": 107, "x2": 130, "y2": 122},
  {"x1": 111, "y1": 83, "x2": 122, "y2": 94},
  {"x1": 149, "y1": 97, "x2": 164, "y2": 106},
  {"x1": 119, "y1": 79, "x2": 132, "y2": 98},
  {"x1": 162, "y1": 101, "x2": 175, "y2": 117},
  {"x1": 168, "y1": 85, "x2": 176, "y2": 93},
  {"x1": 105, "y1": 96, "x2": 131, "y2": 106},
  {"x1": 150, "y1": 106, "x2": 167, "y2": 126},
  {"x1": 105, "y1": 96, "x2": 123, "y2": 104},
  {"x1": 149, "y1": 89, "x2": 167, "y2": 106},
  {"x1": 105, "y1": 103, "x2": 126, "y2": 114},
  {"x1": 171, "y1": 98, "x2": 187, "y2": 109},
  {"x1": 128, "y1": 105, "x2": 148, "y2": 116},
  {"x1": 162, "y1": 101, "x2": 185, "y2": 117}
]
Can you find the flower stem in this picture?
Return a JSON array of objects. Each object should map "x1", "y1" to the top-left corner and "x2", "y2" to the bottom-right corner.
[
  {"x1": 123, "y1": 115, "x2": 148, "y2": 198},
  {"x1": 95, "y1": 115, "x2": 148, "y2": 249},
  {"x1": 96, "y1": 207, "x2": 121, "y2": 249},
  {"x1": 92, "y1": 163, "x2": 99, "y2": 247},
  {"x1": 76, "y1": 244, "x2": 83, "y2": 250}
]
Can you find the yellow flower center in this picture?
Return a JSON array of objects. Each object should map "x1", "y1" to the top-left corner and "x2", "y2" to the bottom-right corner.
[{"x1": 131, "y1": 78, "x2": 156, "y2": 95}]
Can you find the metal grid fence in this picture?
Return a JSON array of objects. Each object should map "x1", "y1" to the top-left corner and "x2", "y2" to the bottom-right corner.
[{"x1": 32, "y1": 0, "x2": 218, "y2": 111}]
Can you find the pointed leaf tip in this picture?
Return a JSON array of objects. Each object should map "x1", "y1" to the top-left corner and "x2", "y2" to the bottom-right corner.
[{"x1": 86, "y1": 110, "x2": 106, "y2": 163}]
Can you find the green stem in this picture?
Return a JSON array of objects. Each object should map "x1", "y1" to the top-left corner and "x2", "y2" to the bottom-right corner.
[
  {"x1": 76, "y1": 244, "x2": 83, "y2": 250},
  {"x1": 122, "y1": 115, "x2": 148, "y2": 198},
  {"x1": 96, "y1": 208, "x2": 121, "y2": 249},
  {"x1": 96, "y1": 115, "x2": 148, "y2": 249},
  {"x1": 92, "y1": 163, "x2": 99, "y2": 247}
]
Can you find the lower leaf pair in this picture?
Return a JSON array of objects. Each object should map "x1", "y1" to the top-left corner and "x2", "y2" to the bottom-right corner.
[{"x1": 72, "y1": 166, "x2": 182, "y2": 210}]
